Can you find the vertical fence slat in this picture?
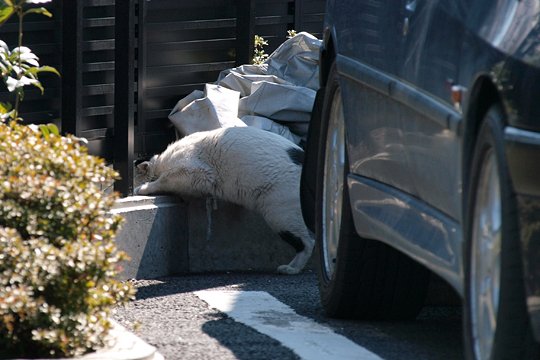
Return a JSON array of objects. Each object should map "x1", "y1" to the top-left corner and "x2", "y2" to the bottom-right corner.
[
  {"x1": 236, "y1": 0, "x2": 255, "y2": 66},
  {"x1": 294, "y1": 0, "x2": 305, "y2": 31},
  {"x1": 114, "y1": 0, "x2": 136, "y2": 196},
  {"x1": 61, "y1": 0, "x2": 83, "y2": 136},
  {"x1": 137, "y1": 0, "x2": 148, "y2": 159}
]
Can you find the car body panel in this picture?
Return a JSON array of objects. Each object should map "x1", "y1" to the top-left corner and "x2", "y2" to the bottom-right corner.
[
  {"x1": 348, "y1": 174, "x2": 463, "y2": 292},
  {"x1": 304, "y1": 0, "x2": 540, "y2": 341},
  {"x1": 338, "y1": 54, "x2": 462, "y2": 219}
]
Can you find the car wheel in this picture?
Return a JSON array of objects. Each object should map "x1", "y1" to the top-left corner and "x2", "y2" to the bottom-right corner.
[
  {"x1": 315, "y1": 63, "x2": 430, "y2": 320},
  {"x1": 464, "y1": 104, "x2": 540, "y2": 359}
]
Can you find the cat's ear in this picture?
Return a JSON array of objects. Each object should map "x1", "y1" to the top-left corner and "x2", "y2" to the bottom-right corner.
[{"x1": 137, "y1": 161, "x2": 150, "y2": 174}]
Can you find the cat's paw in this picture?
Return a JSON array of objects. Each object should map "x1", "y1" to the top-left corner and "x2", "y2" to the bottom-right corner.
[
  {"x1": 133, "y1": 183, "x2": 148, "y2": 195},
  {"x1": 277, "y1": 264, "x2": 301, "y2": 275}
]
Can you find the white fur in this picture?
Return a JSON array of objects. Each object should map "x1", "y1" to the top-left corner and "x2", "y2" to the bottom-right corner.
[{"x1": 134, "y1": 126, "x2": 314, "y2": 274}]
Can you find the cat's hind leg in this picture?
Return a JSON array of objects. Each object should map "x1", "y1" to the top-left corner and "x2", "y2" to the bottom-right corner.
[
  {"x1": 261, "y1": 204, "x2": 315, "y2": 275},
  {"x1": 275, "y1": 230, "x2": 314, "y2": 275}
]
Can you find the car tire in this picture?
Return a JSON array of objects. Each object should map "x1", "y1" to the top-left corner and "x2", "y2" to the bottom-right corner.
[
  {"x1": 301, "y1": 85, "x2": 326, "y2": 233},
  {"x1": 463, "y1": 104, "x2": 540, "y2": 360},
  {"x1": 315, "y1": 62, "x2": 430, "y2": 320}
]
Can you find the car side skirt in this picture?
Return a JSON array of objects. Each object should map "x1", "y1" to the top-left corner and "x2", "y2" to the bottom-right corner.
[{"x1": 347, "y1": 174, "x2": 463, "y2": 295}]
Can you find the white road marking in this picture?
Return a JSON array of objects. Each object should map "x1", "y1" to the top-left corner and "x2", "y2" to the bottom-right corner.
[{"x1": 195, "y1": 290, "x2": 383, "y2": 360}]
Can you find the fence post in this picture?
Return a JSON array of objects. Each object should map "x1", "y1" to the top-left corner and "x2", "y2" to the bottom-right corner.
[
  {"x1": 61, "y1": 0, "x2": 82, "y2": 136},
  {"x1": 114, "y1": 0, "x2": 135, "y2": 196},
  {"x1": 235, "y1": 0, "x2": 255, "y2": 66}
]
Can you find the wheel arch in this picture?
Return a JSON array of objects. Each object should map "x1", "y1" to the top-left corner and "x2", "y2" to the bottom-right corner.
[{"x1": 319, "y1": 27, "x2": 336, "y2": 88}]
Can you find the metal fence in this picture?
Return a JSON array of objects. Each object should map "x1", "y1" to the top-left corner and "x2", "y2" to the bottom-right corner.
[{"x1": 0, "y1": 0, "x2": 326, "y2": 195}]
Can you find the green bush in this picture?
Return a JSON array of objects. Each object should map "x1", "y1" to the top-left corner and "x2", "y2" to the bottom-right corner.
[{"x1": 0, "y1": 121, "x2": 135, "y2": 358}]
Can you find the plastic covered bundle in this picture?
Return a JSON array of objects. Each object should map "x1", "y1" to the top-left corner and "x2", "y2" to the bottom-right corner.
[{"x1": 168, "y1": 32, "x2": 322, "y2": 146}]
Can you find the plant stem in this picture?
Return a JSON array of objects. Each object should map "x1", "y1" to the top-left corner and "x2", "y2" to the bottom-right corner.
[
  {"x1": 18, "y1": 7, "x2": 23, "y2": 49},
  {"x1": 14, "y1": 5, "x2": 23, "y2": 119}
]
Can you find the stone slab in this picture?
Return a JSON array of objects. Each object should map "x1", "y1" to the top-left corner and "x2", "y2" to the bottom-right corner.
[
  {"x1": 112, "y1": 195, "x2": 314, "y2": 278},
  {"x1": 187, "y1": 199, "x2": 305, "y2": 273},
  {"x1": 112, "y1": 196, "x2": 189, "y2": 280}
]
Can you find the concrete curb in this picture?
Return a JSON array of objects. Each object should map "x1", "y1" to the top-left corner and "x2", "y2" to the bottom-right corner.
[
  {"x1": 186, "y1": 197, "x2": 304, "y2": 273},
  {"x1": 112, "y1": 196, "x2": 188, "y2": 279},
  {"x1": 113, "y1": 195, "x2": 314, "y2": 279}
]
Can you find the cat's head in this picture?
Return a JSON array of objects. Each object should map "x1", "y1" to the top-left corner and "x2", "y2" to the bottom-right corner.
[{"x1": 133, "y1": 155, "x2": 158, "y2": 188}]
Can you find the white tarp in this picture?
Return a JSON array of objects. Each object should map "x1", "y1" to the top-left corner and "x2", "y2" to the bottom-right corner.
[
  {"x1": 168, "y1": 32, "x2": 322, "y2": 145},
  {"x1": 264, "y1": 30, "x2": 321, "y2": 90},
  {"x1": 168, "y1": 85, "x2": 246, "y2": 137}
]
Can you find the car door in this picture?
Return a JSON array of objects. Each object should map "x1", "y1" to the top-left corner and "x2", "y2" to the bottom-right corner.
[
  {"x1": 397, "y1": 0, "x2": 467, "y2": 220},
  {"x1": 332, "y1": 0, "x2": 417, "y2": 196}
]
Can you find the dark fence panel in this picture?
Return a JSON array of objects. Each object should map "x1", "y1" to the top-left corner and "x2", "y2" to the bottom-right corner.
[
  {"x1": 0, "y1": 0, "x2": 325, "y2": 195},
  {"x1": 78, "y1": 0, "x2": 117, "y2": 162},
  {"x1": 134, "y1": 0, "x2": 239, "y2": 159},
  {"x1": 294, "y1": 0, "x2": 326, "y2": 37},
  {"x1": 61, "y1": 0, "x2": 117, "y2": 162},
  {"x1": 135, "y1": 0, "x2": 326, "y2": 162}
]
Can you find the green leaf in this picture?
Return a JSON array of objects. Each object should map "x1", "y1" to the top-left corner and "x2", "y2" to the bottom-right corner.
[
  {"x1": 31, "y1": 79, "x2": 44, "y2": 94},
  {"x1": 0, "y1": 4, "x2": 14, "y2": 26},
  {"x1": 35, "y1": 65, "x2": 60, "y2": 77},
  {"x1": 0, "y1": 102, "x2": 13, "y2": 121},
  {"x1": 38, "y1": 123, "x2": 50, "y2": 139},
  {"x1": 23, "y1": 7, "x2": 53, "y2": 18},
  {"x1": 0, "y1": 101, "x2": 12, "y2": 114},
  {"x1": 46, "y1": 123, "x2": 59, "y2": 136}
]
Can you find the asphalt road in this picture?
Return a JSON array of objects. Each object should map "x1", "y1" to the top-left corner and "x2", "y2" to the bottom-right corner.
[{"x1": 113, "y1": 271, "x2": 463, "y2": 360}]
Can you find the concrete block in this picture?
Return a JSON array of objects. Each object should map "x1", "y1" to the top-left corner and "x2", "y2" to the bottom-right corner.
[
  {"x1": 187, "y1": 199, "x2": 299, "y2": 273},
  {"x1": 113, "y1": 195, "x2": 314, "y2": 278},
  {"x1": 112, "y1": 196, "x2": 188, "y2": 279}
]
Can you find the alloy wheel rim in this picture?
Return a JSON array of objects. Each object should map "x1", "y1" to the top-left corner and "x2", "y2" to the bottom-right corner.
[
  {"x1": 470, "y1": 149, "x2": 502, "y2": 360},
  {"x1": 322, "y1": 88, "x2": 346, "y2": 280}
]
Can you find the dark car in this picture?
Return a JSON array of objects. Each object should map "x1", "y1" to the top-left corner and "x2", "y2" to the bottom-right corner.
[{"x1": 300, "y1": 1, "x2": 540, "y2": 359}]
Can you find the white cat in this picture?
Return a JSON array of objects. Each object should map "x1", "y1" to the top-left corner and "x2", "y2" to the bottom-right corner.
[{"x1": 134, "y1": 126, "x2": 314, "y2": 275}]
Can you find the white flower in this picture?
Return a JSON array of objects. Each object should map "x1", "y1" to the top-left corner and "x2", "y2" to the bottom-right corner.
[
  {"x1": 13, "y1": 46, "x2": 40, "y2": 67},
  {"x1": 6, "y1": 75, "x2": 37, "y2": 92}
]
